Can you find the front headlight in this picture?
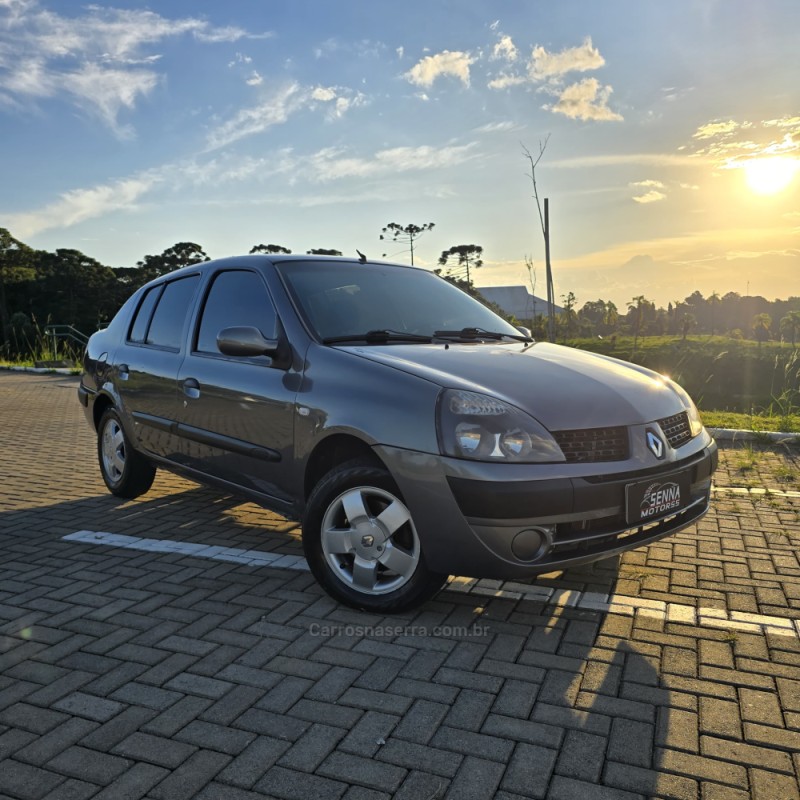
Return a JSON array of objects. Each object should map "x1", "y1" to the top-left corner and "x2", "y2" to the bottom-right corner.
[
  {"x1": 665, "y1": 378, "x2": 704, "y2": 437},
  {"x1": 437, "y1": 389, "x2": 566, "y2": 463}
]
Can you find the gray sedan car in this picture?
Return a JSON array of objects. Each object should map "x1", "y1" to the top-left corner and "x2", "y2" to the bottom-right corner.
[{"x1": 79, "y1": 255, "x2": 717, "y2": 612}]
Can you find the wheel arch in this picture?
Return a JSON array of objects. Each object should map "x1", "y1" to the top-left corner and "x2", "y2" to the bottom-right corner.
[
  {"x1": 92, "y1": 392, "x2": 115, "y2": 431},
  {"x1": 303, "y1": 433, "x2": 385, "y2": 500}
]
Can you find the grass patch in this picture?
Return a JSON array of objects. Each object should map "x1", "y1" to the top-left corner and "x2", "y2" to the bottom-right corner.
[
  {"x1": 734, "y1": 447, "x2": 759, "y2": 474},
  {"x1": 699, "y1": 410, "x2": 800, "y2": 433}
]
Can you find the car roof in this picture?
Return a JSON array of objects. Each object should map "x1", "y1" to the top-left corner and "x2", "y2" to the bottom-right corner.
[{"x1": 144, "y1": 254, "x2": 422, "y2": 286}]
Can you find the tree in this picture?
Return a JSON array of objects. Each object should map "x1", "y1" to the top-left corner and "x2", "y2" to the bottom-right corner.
[
  {"x1": 32, "y1": 249, "x2": 117, "y2": 330},
  {"x1": 522, "y1": 137, "x2": 555, "y2": 342},
  {"x1": 379, "y1": 222, "x2": 434, "y2": 266},
  {"x1": 438, "y1": 245, "x2": 483, "y2": 285},
  {"x1": 136, "y1": 242, "x2": 210, "y2": 284},
  {"x1": 603, "y1": 301, "x2": 619, "y2": 333},
  {"x1": 250, "y1": 244, "x2": 291, "y2": 254},
  {"x1": 0, "y1": 228, "x2": 35, "y2": 355},
  {"x1": 779, "y1": 311, "x2": 800, "y2": 348},
  {"x1": 752, "y1": 313, "x2": 772, "y2": 349},
  {"x1": 306, "y1": 248, "x2": 343, "y2": 256},
  {"x1": 560, "y1": 291, "x2": 577, "y2": 341},
  {"x1": 627, "y1": 295, "x2": 651, "y2": 352},
  {"x1": 680, "y1": 313, "x2": 696, "y2": 342},
  {"x1": 707, "y1": 291, "x2": 721, "y2": 336},
  {"x1": 578, "y1": 299, "x2": 606, "y2": 330}
]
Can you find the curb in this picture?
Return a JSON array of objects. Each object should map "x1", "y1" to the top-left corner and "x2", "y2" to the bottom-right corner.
[
  {"x1": 707, "y1": 427, "x2": 799, "y2": 444},
  {"x1": 0, "y1": 364, "x2": 79, "y2": 375}
]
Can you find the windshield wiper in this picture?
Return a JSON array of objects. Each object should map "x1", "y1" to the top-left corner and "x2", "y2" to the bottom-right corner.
[
  {"x1": 432, "y1": 327, "x2": 533, "y2": 343},
  {"x1": 323, "y1": 329, "x2": 433, "y2": 344}
]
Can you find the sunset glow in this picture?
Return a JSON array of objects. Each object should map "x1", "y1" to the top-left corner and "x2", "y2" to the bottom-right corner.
[{"x1": 743, "y1": 157, "x2": 798, "y2": 196}]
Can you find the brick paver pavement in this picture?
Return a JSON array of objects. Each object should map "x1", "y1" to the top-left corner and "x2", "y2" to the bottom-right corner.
[{"x1": 0, "y1": 371, "x2": 798, "y2": 799}]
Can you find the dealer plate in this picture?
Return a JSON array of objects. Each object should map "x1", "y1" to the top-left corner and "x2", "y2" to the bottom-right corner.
[{"x1": 625, "y1": 472, "x2": 691, "y2": 524}]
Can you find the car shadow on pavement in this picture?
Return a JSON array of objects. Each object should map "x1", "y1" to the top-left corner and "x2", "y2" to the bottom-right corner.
[{"x1": 0, "y1": 488, "x2": 672, "y2": 797}]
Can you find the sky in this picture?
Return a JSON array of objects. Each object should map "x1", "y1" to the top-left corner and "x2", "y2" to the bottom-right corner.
[{"x1": 1, "y1": 0, "x2": 799, "y2": 309}]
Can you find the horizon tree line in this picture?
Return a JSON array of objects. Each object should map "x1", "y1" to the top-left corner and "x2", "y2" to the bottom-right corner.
[{"x1": 1, "y1": 225, "x2": 798, "y2": 358}]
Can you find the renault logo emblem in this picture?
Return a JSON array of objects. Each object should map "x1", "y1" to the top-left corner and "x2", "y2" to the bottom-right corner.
[
  {"x1": 361, "y1": 534, "x2": 375, "y2": 547},
  {"x1": 646, "y1": 430, "x2": 665, "y2": 459}
]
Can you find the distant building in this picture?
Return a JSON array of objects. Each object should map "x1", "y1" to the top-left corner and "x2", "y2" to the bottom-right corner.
[{"x1": 477, "y1": 286, "x2": 563, "y2": 321}]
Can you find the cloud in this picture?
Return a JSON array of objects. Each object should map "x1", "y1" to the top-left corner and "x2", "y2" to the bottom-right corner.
[
  {"x1": 630, "y1": 179, "x2": 666, "y2": 189},
  {"x1": 245, "y1": 71, "x2": 263, "y2": 86},
  {"x1": 549, "y1": 153, "x2": 703, "y2": 169},
  {"x1": 0, "y1": 2, "x2": 271, "y2": 135},
  {"x1": 3, "y1": 139, "x2": 479, "y2": 236},
  {"x1": 487, "y1": 73, "x2": 527, "y2": 90},
  {"x1": 228, "y1": 53, "x2": 253, "y2": 67},
  {"x1": 309, "y1": 85, "x2": 367, "y2": 118},
  {"x1": 205, "y1": 83, "x2": 306, "y2": 150},
  {"x1": 692, "y1": 120, "x2": 743, "y2": 139},
  {"x1": 484, "y1": 36, "x2": 621, "y2": 121},
  {"x1": 473, "y1": 121, "x2": 520, "y2": 134},
  {"x1": 404, "y1": 50, "x2": 475, "y2": 88},
  {"x1": 547, "y1": 78, "x2": 623, "y2": 122},
  {"x1": 492, "y1": 35, "x2": 518, "y2": 62},
  {"x1": 308, "y1": 142, "x2": 479, "y2": 182},
  {"x1": 689, "y1": 116, "x2": 800, "y2": 168},
  {"x1": 5, "y1": 172, "x2": 162, "y2": 237},
  {"x1": 632, "y1": 190, "x2": 666, "y2": 204},
  {"x1": 763, "y1": 115, "x2": 800, "y2": 129},
  {"x1": 530, "y1": 37, "x2": 605, "y2": 80},
  {"x1": 311, "y1": 86, "x2": 337, "y2": 102}
]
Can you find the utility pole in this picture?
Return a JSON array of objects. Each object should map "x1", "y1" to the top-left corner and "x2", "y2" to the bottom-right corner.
[{"x1": 544, "y1": 199, "x2": 555, "y2": 343}]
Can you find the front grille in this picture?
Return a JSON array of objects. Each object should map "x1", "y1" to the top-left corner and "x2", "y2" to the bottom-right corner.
[
  {"x1": 552, "y1": 426, "x2": 629, "y2": 463},
  {"x1": 658, "y1": 411, "x2": 692, "y2": 449}
]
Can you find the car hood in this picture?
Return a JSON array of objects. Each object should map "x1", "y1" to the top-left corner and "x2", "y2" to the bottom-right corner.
[{"x1": 341, "y1": 341, "x2": 685, "y2": 429}]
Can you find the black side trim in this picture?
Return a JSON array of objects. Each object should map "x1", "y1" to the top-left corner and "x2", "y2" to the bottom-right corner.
[
  {"x1": 132, "y1": 411, "x2": 175, "y2": 433},
  {"x1": 177, "y1": 423, "x2": 281, "y2": 463},
  {"x1": 146, "y1": 452, "x2": 298, "y2": 520}
]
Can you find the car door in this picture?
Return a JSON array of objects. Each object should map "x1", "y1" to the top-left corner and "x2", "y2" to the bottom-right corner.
[
  {"x1": 174, "y1": 267, "x2": 298, "y2": 506},
  {"x1": 114, "y1": 274, "x2": 200, "y2": 459}
]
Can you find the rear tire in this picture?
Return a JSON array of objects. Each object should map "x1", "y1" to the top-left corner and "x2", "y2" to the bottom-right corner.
[
  {"x1": 97, "y1": 407, "x2": 156, "y2": 499},
  {"x1": 303, "y1": 459, "x2": 447, "y2": 613}
]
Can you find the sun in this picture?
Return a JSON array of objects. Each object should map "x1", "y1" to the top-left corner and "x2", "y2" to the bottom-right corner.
[{"x1": 743, "y1": 157, "x2": 798, "y2": 195}]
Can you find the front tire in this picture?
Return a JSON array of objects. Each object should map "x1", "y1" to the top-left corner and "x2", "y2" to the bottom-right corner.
[
  {"x1": 303, "y1": 459, "x2": 447, "y2": 613},
  {"x1": 97, "y1": 408, "x2": 156, "y2": 499}
]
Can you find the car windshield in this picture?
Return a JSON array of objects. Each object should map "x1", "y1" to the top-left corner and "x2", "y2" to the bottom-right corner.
[{"x1": 276, "y1": 260, "x2": 523, "y2": 343}]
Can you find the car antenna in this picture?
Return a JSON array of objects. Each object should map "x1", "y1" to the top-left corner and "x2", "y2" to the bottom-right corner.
[{"x1": 356, "y1": 249, "x2": 367, "y2": 263}]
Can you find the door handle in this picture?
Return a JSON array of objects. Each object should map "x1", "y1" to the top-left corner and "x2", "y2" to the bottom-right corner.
[
  {"x1": 183, "y1": 378, "x2": 201, "y2": 400},
  {"x1": 118, "y1": 364, "x2": 129, "y2": 381}
]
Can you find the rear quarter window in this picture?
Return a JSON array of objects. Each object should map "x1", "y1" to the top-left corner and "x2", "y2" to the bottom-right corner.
[{"x1": 128, "y1": 285, "x2": 163, "y2": 344}]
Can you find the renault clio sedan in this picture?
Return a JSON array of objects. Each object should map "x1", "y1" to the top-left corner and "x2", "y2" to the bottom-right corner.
[{"x1": 78, "y1": 255, "x2": 717, "y2": 612}]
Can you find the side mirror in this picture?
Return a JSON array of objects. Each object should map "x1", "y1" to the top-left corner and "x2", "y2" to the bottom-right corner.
[
  {"x1": 515, "y1": 325, "x2": 533, "y2": 339},
  {"x1": 217, "y1": 326, "x2": 279, "y2": 358}
]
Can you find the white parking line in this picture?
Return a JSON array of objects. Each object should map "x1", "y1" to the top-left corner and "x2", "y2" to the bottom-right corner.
[
  {"x1": 62, "y1": 530, "x2": 310, "y2": 571},
  {"x1": 712, "y1": 485, "x2": 800, "y2": 498},
  {"x1": 63, "y1": 530, "x2": 800, "y2": 639}
]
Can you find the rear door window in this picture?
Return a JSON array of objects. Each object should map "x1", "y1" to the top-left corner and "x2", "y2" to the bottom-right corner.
[
  {"x1": 195, "y1": 270, "x2": 277, "y2": 355},
  {"x1": 145, "y1": 275, "x2": 200, "y2": 350}
]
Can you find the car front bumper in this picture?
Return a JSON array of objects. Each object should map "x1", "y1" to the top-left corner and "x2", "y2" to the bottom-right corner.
[{"x1": 376, "y1": 430, "x2": 718, "y2": 580}]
